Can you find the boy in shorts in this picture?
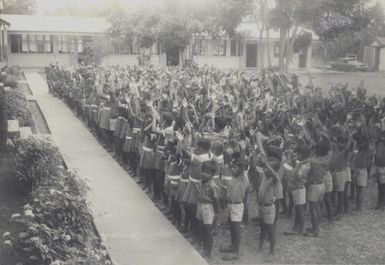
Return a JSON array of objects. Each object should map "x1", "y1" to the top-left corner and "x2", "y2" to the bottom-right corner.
[
  {"x1": 196, "y1": 160, "x2": 220, "y2": 259},
  {"x1": 257, "y1": 157, "x2": 282, "y2": 261},
  {"x1": 285, "y1": 144, "x2": 311, "y2": 236},
  {"x1": 220, "y1": 156, "x2": 249, "y2": 261},
  {"x1": 307, "y1": 136, "x2": 330, "y2": 237}
]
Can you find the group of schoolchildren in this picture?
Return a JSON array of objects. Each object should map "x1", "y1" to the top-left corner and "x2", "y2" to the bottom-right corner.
[{"x1": 45, "y1": 63, "x2": 385, "y2": 262}]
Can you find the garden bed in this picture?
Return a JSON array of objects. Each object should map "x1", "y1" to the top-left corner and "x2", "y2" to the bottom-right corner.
[
  {"x1": 0, "y1": 152, "x2": 30, "y2": 265},
  {"x1": 28, "y1": 100, "x2": 50, "y2": 134},
  {"x1": 18, "y1": 82, "x2": 33, "y2": 96}
]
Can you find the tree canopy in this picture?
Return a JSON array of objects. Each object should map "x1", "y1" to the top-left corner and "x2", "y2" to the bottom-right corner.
[{"x1": 3, "y1": 0, "x2": 36, "y2": 15}]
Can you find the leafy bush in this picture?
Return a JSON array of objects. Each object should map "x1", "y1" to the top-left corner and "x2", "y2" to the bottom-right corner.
[
  {"x1": 0, "y1": 87, "x2": 7, "y2": 150},
  {"x1": 5, "y1": 138, "x2": 111, "y2": 265},
  {"x1": 5, "y1": 88, "x2": 33, "y2": 126},
  {"x1": 6, "y1": 65, "x2": 21, "y2": 77},
  {"x1": 4, "y1": 75, "x2": 19, "y2": 88}
]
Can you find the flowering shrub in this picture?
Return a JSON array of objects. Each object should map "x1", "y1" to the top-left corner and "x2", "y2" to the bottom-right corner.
[
  {"x1": 5, "y1": 88, "x2": 33, "y2": 126},
  {"x1": 13, "y1": 138, "x2": 63, "y2": 191},
  {"x1": 5, "y1": 138, "x2": 111, "y2": 265}
]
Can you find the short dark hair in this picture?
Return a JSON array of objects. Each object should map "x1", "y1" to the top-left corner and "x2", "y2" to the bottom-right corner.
[
  {"x1": 196, "y1": 138, "x2": 211, "y2": 152},
  {"x1": 161, "y1": 112, "x2": 173, "y2": 127},
  {"x1": 315, "y1": 137, "x2": 330, "y2": 156},
  {"x1": 202, "y1": 160, "x2": 217, "y2": 175},
  {"x1": 296, "y1": 144, "x2": 311, "y2": 160}
]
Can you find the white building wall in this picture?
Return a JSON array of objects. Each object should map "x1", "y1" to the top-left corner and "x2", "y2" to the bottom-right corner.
[
  {"x1": 380, "y1": 48, "x2": 385, "y2": 71},
  {"x1": 193, "y1": 55, "x2": 241, "y2": 69},
  {"x1": 363, "y1": 46, "x2": 376, "y2": 71},
  {"x1": 8, "y1": 53, "x2": 73, "y2": 68},
  {"x1": 100, "y1": 54, "x2": 167, "y2": 67}
]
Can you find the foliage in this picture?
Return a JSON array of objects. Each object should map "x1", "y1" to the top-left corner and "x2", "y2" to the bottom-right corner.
[
  {"x1": 3, "y1": 0, "x2": 36, "y2": 15},
  {"x1": 0, "y1": 87, "x2": 7, "y2": 151},
  {"x1": 213, "y1": 0, "x2": 253, "y2": 37},
  {"x1": 293, "y1": 32, "x2": 312, "y2": 53},
  {"x1": 4, "y1": 75, "x2": 18, "y2": 88},
  {"x1": 13, "y1": 138, "x2": 63, "y2": 191},
  {"x1": 79, "y1": 37, "x2": 112, "y2": 65},
  {"x1": 4, "y1": 88, "x2": 33, "y2": 127},
  {"x1": 6, "y1": 65, "x2": 21, "y2": 77},
  {"x1": 106, "y1": 0, "x2": 251, "y2": 58},
  {"x1": 5, "y1": 138, "x2": 110, "y2": 265}
]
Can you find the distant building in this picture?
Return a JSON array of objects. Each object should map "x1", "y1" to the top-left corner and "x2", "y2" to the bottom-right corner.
[
  {"x1": 3, "y1": 15, "x2": 108, "y2": 67},
  {"x1": 363, "y1": 37, "x2": 385, "y2": 71},
  {"x1": 183, "y1": 23, "x2": 317, "y2": 70},
  {"x1": 2, "y1": 15, "x2": 317, "y2": 70},
  {"x1": 0, "y1": 15, "x2": 10, "y2": 69}
]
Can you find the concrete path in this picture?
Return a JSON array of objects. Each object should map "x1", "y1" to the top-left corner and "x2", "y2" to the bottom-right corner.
[{"x1": 24, "y1": 70, "x2": 207, "y2": 265}]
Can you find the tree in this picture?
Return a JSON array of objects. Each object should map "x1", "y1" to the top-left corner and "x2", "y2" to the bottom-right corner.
[
  {"x1": 3, "y1": 0, "x2": 35, "y2": 15},
  {"x1": 312, "y1": 0, "x2": 375, "y2": 61}
]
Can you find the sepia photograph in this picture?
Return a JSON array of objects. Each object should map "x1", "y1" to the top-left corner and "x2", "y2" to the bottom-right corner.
[{"x1": 0, "y1": 0, "x2": 385, "y2": 264}]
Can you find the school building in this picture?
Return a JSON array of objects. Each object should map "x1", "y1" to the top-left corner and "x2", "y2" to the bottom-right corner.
[{"x1": 1, "y1": 14, "x2": 317, "y2": 70}]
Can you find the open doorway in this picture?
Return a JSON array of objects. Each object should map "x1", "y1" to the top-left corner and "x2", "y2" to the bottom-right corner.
[
  {"x1": 167, "y1": 48, "x2": 180, "y2": 66},
  {"x1": 246, "y1": 44, "x2": 257, "y2": 68}
]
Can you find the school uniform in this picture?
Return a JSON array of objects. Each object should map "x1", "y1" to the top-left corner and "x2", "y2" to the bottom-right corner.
[
  {"x1": 227, "y1": 172, "x2": 249, "y2": 222},
  {"x1": 308, "y1": 155, "x2": 330, "y2": 202},
  {"x1": 182, "y1": 153, "x2": 212, "y2": 205},
  {"x1": 196, "y1": 179, "x2": 220, "y2": 225},
  {"x1": 330, "y1": 148, "x2": 350, "y2": 192},
  {"x1": 176, "y1": 164, "x2": 190, "y2": 203},
  {"x1": 289, "y1": 162, "x2": 311, "y2": 205}
]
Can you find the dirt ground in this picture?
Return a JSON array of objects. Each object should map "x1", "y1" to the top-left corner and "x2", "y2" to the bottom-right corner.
[
  {"x1": 195, "y1": 177, "x2": 385, "y2": 265},
  {"x1": 25, "y1": 70, "x2": 385, "y2": 265},
  {"x1": 298, "y1": 71, "x2": 385, "y2": 96}
]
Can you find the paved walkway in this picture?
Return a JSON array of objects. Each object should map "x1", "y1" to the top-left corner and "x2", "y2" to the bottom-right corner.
[{"x1": 24, "y1": 71, "x2": 207, "y2": 265}]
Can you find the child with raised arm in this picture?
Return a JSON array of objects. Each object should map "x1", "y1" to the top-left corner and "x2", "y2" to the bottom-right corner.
[{"x1": 196, "y1": 160, "x2": 220, "y2": 259}]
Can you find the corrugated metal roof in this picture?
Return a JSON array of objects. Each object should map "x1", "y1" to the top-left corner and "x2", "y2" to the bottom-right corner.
[{"x1": 2, "y1": 15, "x2": 108, "y2": 34}]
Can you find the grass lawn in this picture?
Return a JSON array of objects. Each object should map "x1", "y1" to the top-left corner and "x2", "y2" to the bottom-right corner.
[{"x1": 0, "y1": 152, "x2": 29, "y2": 265}]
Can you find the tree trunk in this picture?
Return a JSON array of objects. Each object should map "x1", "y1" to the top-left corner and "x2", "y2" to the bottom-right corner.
[
  {"x1": 266, "y1": 28, "x2": 272, "y2": 68},
  {"x1": 285, "y1": 24, "x2": 299, "y2": 72},
  {"x1": 279, "y1": 27, "x2": 287, "y2": 74},
  {"x1": 259, "y1": 25, "x2": 265, "y2": 70}
]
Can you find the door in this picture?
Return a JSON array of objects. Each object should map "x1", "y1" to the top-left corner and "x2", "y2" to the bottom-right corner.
[
  {"x1": 374, "y1": 47, "x2": 380, "y2": 71},
  {"x1": 167, "y1": 48, "x2": 180, "y2": 66},
  {"x1": 298, "y1": 48, "x2": 308, "y2": 68},
  {"x1": 246, "y1": 44, "x2": 257, "y2": 68}
]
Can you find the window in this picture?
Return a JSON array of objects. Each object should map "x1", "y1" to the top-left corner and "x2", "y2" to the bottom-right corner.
[
  {"x1": 21, "y1": 34, "x2": 28, "y2": 52},
  {"x1": 77, "y1": 39, "x2": 83, "y2": 53},
  {"x1": 274, "y1": 41, "x2": 280, "y2": 57},
  {"x1": 218, "y1": 39, "x2": 226, "y2": 56},
  {"x1": 193, "y1": 38, "x2": 204, "y2": 55},
  {"x1": 274, "y1": 41, "x2": 287, "y2": 57},
  {"x1": 44, "y1": 35, "x2": 52, "y2": 53},
  {"x1": 36, "y1": 34, "x2": 44, "y2": 53},
  {"x1": 59, "y1": 36, "x2": 69, "y2": 53},
  {"x1": 69, "y1": 38, "x2": 76, "y2": 53},
  {"x1": 10, "y1": 34, "x2": 22, "y2": 53},
  {"x1": 194, "y1": 38, "x2": 227, "y2": 56},
  {"x1": 29, "y1": 35, "x2": 37, "y2": 52}
]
